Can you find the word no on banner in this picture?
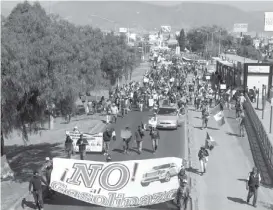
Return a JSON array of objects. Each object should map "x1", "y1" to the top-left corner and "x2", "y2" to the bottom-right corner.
[{"x1": 50, "y1": 157, "x2": 183, "y2": 208}]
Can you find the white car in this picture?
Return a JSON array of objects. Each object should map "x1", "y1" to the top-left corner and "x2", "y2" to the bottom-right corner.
[
  {"x1": 141, "y1": 163, "x2": 178, "y2": 187},
  {"x1": 156, "y1": 104, "x2": 184, "y2": 130}
]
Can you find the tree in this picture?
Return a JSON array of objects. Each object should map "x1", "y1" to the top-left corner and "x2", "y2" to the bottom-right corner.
[
  {"x1": 1, "y1": 1, "x2": 140, "y2": 153},
  {"x1": 178, "y1": 29, "x2": 186, "y2": 51},
  {"x1": 241, "y1": 35, "x2": 253, "y2": 46},
  {"x1": 186, "y1": 29, "x2": 206, "y2": 52}
]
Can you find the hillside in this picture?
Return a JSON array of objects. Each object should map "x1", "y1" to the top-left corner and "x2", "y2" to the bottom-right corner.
[{"x1": 1, "y1": 1, "x2": 270, "y2": 32}]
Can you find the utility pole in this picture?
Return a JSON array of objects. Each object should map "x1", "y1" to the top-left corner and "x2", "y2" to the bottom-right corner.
[
  {"x1": 218, "y1": 30, "x2": 221, "y2": 56},
  {"x1": 127, "y1": 25, "x2": 130, "y2": 44}
]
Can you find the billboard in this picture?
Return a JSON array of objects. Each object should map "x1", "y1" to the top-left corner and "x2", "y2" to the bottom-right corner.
[
  {"x1": 264, "y1": 12, "x2": 273, "y2": 31},
  {"x1": 161, "y1": 26, "x2": 171, "y2": 33},
  {"x1": 50, "y1": 157, "x2": 182, "y2": 208},
  {"x1": 119, "y1": 28, "x2": 128, "y2": 33},
  {"x1": 233, "y1": 23, "x2": 248, "y2": 33}
]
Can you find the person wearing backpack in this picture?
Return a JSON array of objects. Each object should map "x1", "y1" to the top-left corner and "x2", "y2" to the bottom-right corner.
[{"x1": 198, "y1": 146, "x2": 209, "y2": 175}]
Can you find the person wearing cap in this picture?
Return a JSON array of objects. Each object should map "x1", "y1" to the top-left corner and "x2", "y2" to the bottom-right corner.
[
  {"x1": 246, "y1": 167, "x2": 261, "y2": 207},
  {"x1": 76, "y1": 133, "x2": 87, "y2": 160},
  {"x1": 198, "y1": 146, "x2": 209, "y2": 175},
  {"x1": 65, "y1": 132, "x2": 74, "y2": 158},
  {"x1": 29, "y1": 169, "x2": 48, "y2": 210}
]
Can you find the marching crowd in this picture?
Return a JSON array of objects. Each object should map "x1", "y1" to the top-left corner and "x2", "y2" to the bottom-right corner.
[{"x1": 28, "y1": 48, "x2": 261, "y2": 210}]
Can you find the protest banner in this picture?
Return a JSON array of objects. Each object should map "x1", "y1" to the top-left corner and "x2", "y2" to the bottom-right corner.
[
  {"x1": 50, "y1": 157, "x2": 182, "y2": 208},
  {"x1": 67, "y1": 131, "x2": 103, "y2": 152}
]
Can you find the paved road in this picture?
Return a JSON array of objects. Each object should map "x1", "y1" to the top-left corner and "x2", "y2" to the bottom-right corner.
[{"x1": 41, "y1": 108, "x2": 186, "y2": 210}]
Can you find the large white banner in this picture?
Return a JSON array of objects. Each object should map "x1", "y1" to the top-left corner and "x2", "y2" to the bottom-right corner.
[
  {"x1": 119, "y1": 28, "x2": 128, "y2": 33},
  {"x1": 233, "y1": 23, "x2": 248, "y2": 33},
  {"x1": 67, "y1": 131, "x2": 103, "y2": 152},
  {"x1": 50, "y1": 157, "x2": 182, "y2": 208},
  {"x1": 265, "y1": 12, "x2": 273, "y2": 31},
  {"x1": 161, "y1": 26, "x2": 171, "y2": 33}
]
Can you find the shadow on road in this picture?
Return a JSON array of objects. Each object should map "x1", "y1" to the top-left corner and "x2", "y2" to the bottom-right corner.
[
  {"x1": 5, "y1": 142, "x2": 64, "y2": 183},
  {"x1": 227, "y1": 196, "x2": 247, "y2": 204},
  {"x1": 186, "y1": 167, "x2": 200, "y2": 176},
  {"x1": 237, "y1": 178, "x2": 248, "y2": 183},
  {"x1": 225, "y1": 109, "x2": 273, "y2": 189},
  {"x1": 226, "y1": 132, "x2": 239, "y2": 137}
]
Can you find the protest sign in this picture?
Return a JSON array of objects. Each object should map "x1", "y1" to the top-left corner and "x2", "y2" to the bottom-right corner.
[
  {"x1": 50, "y1": 157, "x2": 182, "y2": 208},
  {"x1": 67, "y1": 131, "x2": 103, "y2": 152}
]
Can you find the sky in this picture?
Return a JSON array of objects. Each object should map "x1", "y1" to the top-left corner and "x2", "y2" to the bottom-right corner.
[{"x1": 2, "y1": 0, "x2": 273, "y2": 13}]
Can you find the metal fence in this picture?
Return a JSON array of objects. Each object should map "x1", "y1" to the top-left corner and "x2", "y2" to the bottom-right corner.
[{"x1": 244, "y1": 95, "x2": 273, "y2": 180}]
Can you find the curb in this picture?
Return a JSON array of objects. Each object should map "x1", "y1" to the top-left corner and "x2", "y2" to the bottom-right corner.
[
  {"x1": 9, "y1": 121, "x2": 107, "y2": 210},
  {"x1": 186, "y1": 108, "x2": 198, "y2": 210}
]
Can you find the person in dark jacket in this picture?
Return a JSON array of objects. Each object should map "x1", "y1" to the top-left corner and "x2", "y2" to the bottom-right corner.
[
  {"x1": 246, "y1": 167, "x2": 261, "y2": 207},
  {"x1": 150, "y1": 126, "x2": 160, "y2": 154},
  {"x1": 176, "y1": 179, "x2": 190, "y2": 209},
  {"x1": 29, "y1": 170, "x2": 48, "y2": 210},
  {"x1": 103, "y1": 127, "x2": 112, "y2": 155},
  {"x1": 135, "y1": 125, "x2": 145, "y2": 154},
  {"x1": 65, "y1": 133, "x2": 73, "y2": 158},
  {"x1": 201, "y1": 105, "x2": 209, "y2": 130},
  {"x1": 76, "y1": 133, "x2": 87, "y2": 160}
]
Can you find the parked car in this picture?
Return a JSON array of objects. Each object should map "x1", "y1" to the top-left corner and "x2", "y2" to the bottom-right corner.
[{"x1": 141, "y1": 163, "x2": 178, "y2": 187}]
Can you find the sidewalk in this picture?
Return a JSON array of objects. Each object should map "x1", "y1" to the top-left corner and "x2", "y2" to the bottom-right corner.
[
  {"x1": 2, "y1": 114, "x2": 106, "y2": 210},
  {"x1": 187, "y1": 107, "x2": 273, "y2": 210},
  {"x1": 251, "y1": 99, "x2": 273, "y2": 145}
]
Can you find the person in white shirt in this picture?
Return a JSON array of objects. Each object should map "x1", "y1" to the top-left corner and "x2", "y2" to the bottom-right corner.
[
  {"x1": 239, "y1": 93, "x2": 246, "y2": 108},
  {"x1": 110, "y1": 103, "x2": 119, "y2": 123}
]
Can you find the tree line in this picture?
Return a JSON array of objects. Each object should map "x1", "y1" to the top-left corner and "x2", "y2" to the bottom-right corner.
[
  {"x1": 177, "y1": 26, "x2": 262, "y2": 61},
  {"x1": 1, "y1": 1, "x2": 141, "y2": 149}
]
